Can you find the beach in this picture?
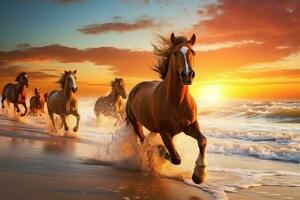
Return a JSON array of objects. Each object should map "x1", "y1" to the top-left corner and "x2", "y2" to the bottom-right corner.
[
  {"x1": 0, "y1": 115, "x2": 213, "y2": 200},
  {"x1": 0, "y1": 98, "x2": 300, "y2": 200}
]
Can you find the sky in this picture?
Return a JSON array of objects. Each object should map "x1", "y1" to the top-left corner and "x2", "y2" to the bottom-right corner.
[{"x1": 1, "y1": 0, "x2": 300, "y2": 100}]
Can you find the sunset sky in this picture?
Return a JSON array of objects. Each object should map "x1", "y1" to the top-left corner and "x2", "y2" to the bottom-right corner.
[{"x1": 1, "y1": 0, "x2": 300, "y2": 100}]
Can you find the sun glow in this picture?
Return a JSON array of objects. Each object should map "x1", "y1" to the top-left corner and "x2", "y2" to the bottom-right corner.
[{"x1": 198, "y1": 85, "x2": 224, "y2": 106}]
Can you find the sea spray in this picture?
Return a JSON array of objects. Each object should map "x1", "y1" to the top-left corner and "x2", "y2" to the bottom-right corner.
[{"x1": 2, "y1": 98, "x2": 300, "y2": 200}]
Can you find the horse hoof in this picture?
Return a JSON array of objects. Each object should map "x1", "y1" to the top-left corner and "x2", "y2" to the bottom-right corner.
[
  {"x1": 171, "y1": 156, "x2": 181, "y2": 165},
  {"x1": 73, "y1": 127, "x2": 78, "y2": 132},
  {"x1": 64, "y1": 127, "x2": 69, "y2": 131},
  {"x1": 16, "y1": 109, "x2": 20, "y2": 113},
  {"x1": 192, "y1": 173, "x2": 203, "y2": 184}
]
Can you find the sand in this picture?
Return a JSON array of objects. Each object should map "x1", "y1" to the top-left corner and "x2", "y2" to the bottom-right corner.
[{"x1": 0, "y1": 115, "x2": 213, "y2": 200}]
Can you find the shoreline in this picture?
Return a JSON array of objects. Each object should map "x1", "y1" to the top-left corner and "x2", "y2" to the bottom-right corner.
[{"x1": 0, "y1": 114, "x2": 213, "y2": 200}]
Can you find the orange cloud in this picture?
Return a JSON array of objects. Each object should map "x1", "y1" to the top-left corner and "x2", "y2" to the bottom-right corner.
[
  {"x1": 191, "y1": 0, "x2": 300, "y2": 72},
  {"x1": 0, "y1": 44, "x2": 155, "y2": 78}
]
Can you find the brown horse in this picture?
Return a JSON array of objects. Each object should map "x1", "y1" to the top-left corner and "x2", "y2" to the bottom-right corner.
[
  {"x1": 47, "y1": 70, "x2": 80, "y2": 132},
  {"x1": 94, "y1": 78, "x2": 127, "y2": 123},
  {"x1": 126, "y1": 33, "x2": 207, "y2": 184},
  {"x1": 29, "y1": 88, "x2": 46, "y2": 114},
  {"x1": 1, "y1": 72, "x2": 29, "y2": 116}
]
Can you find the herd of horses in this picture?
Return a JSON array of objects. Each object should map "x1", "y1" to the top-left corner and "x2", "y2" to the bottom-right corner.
[{"x1": 0, "y1": 33, "x2": 207, "y2": 184}]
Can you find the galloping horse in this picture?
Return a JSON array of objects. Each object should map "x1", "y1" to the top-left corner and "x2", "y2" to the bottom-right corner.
[
  {"x1": 94, "y1": 78, "x2": 127, "y2": 123},
  {"x1": 126, "y1": 33, "x2": 207, "y2": 184},
  {"x1": 29, "y1": 88, "x2": 46, "y2": 114},
  {"x1": 47, "y1": 70, "x2": 80, "y2": 132},
  {"x1": 1, "y1": 72, "x2": 29, "y2": 116}
]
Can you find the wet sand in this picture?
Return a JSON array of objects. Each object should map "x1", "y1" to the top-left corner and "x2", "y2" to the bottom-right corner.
[{"x1": 0, "y1": 115, "x2": 213, "y2": 200}]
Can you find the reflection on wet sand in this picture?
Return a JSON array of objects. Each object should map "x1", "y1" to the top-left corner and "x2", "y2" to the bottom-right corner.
[
  {"x1": 0, "y1": 114, "x2": 213, "y2": 200},
  {"x1": 43, "y1": 139, "x2": 76, "y2": 154}
]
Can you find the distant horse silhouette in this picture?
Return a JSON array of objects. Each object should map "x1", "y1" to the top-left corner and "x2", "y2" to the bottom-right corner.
[
  {"x1": 126, "y1": 33, "x2": 207, "y2": 184},
  {"x1": 94, "y1": 78, "x2": 127, "y2": 124},
  {"x1": 29, "y1": 88, "x2": 46, "y2": 114},
  {"x1": 47, "y1": 70, "x2": 80, "y2": 132},
  {"x1": 1, "y1": 72, "x2": 29, "y2": 116}
]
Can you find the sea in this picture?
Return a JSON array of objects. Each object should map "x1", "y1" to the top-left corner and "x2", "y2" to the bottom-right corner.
[{"x1": 1, "y1": 98, "x2": 300, "y2": 200}]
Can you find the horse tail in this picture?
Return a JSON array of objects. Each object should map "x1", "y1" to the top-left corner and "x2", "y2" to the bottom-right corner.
[{"x1": 125, "y1": 93, "x2": 136, "y2": 126}]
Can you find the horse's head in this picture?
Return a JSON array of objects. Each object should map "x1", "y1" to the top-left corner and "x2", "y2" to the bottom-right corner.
[
  {"x1": 171, "y1": 33, "x2": 196, "y2": 85},
  {"x1": 64, "y1": 70, "x2": 78, "y2": 93},
  {"x1": 34, "y1": 88, "x2": 40, "y2": 97},
  {"x1": 15, "y1": 72, "x2": 29, "y2": 87},
  {"x1": 112, "y1": 78, "x2": 127, "y2": 99}
]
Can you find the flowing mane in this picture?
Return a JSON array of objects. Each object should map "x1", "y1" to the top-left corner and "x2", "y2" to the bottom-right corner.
[
  {"x1": 57, "y1": 73, "x2": 67, "y2": 88},
  {"x1": 57, "y1": 71, "x2": 74, "y2": 88},
  {"x1": 15, "y1": 72, "x2": 27, "y2": 82},
  {"x1": 152, "y1": 35, "x2": 188, "y2": 79}
]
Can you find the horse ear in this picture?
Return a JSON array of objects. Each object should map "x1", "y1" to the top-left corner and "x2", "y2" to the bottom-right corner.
[
  {"x1": 189, "y1": 33, "x2": 196, "y2": 46},
  {"x1": 170, "y1": 33, "x2": 176, "y2": 46},
  {"x1": 64, "y1": 70, "x2": 67, "y2": 75},
  {"x1": 74, "y1": 70, "x2": 77, "y2": 74}
]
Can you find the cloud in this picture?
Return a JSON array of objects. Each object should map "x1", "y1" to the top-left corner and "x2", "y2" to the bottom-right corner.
[
  {"x1": 230, "y1": 69, "x2": 300, "y2": 80},
  {"x1": 0, "y1": 44, "x2": 155, "y2": 78},
  {"x1": 190, "y1": 0, "x2": 300, "y2": 71},
  {"x1": 52, "y1": 0, "x2": 84, "y2": 3},
  {"x1": 78, "y1": 16, "x2": 167, "y2": 35},
  {"x1": 16, "y1": 43, "x2": 31, "y2": 49}
]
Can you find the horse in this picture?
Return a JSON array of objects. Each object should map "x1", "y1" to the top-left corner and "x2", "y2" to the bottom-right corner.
[
  {"x1": 46, "y1": 70, "x2": 80, "y2": 132},
  {"x1": 1, "y1": 72, "x2": 29, "y2": 116},
  {"x1": 94, "y1": 78, "x2": 127, "y2": 124},
  {"x1": 29, "y1": 88, "x2": 46, "y2": 114},
  {"x1": 126, "y1": 33, "x2": 207, "y2": 184}
]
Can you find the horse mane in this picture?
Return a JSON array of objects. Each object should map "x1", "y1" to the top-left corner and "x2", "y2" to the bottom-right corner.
[
  {"x1": 152, "y1": 35, "x2": 188, "y2": 79},
  {"x1": 111, "y1": 78, "x2": 123, "y2": 87},
  {"x1": 15, "y1": 72, "x2": 27, "y2": 82},
  {"x1": 57, "y1": 71, "x2": 71, "y2": 88}
]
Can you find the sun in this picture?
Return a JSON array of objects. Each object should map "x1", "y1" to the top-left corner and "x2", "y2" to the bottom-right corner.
[{"x1": 198, "y1": 85, "x2": 224, "y2": 106}]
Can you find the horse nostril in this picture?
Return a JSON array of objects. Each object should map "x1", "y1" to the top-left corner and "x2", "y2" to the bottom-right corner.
[
  {"x1": 180, "y1": 71, "x2": 186, "y2": 78},
  {"x1": 191, "y1": 71, "x2": 195, "y2": 78}
]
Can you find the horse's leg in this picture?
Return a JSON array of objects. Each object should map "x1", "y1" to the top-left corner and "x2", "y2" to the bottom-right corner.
[
  {"x1": 71, "y1": 110, "x2": 80, "y2": 132},
  {"x1": 14, "y1": 103, "x2": 20, "y2": 113},
  {"x1": 183, "y1": 121, "x2": 207, "y2": 184},
  {"x1": 1, "y1": 95, "x2": 5, "y2": 109},
  {"x1": 160, "y1": 132, "x2": 181, "y2": 165},
  {"x1": 113, "y1": 113, "x2": 122, "y2": 126},
  {"x1": 48, "y1": 111, "x2": 57, "y2": 132},
  {"x1": 59, "y1": 116, "x2": 64, "y2": 129},
  {"x1": 20, "y1": 102, "x2": 27, "y2": 116},
  {"x1": 61, "y1": 114, "x2": 69, "y2": 131},
  {"x1": 132, "y1": 121, "x2": 145, "y2": 143}
]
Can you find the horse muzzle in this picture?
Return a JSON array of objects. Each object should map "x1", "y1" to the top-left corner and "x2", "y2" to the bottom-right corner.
[
  {"x1": 122, "y1": 93, "x2": 127, "y2": 99},
  {"x1": 72, "y1": 87, "x2": 78, "y2": 93},
  {"x1": 180, "y1": 70, "x2": 195, "y2": 85}
]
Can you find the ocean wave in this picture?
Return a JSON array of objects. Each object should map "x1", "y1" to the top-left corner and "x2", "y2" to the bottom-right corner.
[
  {"x1": 207, "y1": 138, "x2": 300, "y2": 163},
  {"x1": 185, "y1": 168, "x2": 300, "y2": 200},
  {"x1": 204, "y1": 128, "x2": 300, "y2": 144},
  {"x1": 198, "y1": 100, "x2": 300, "y2": 123}
]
